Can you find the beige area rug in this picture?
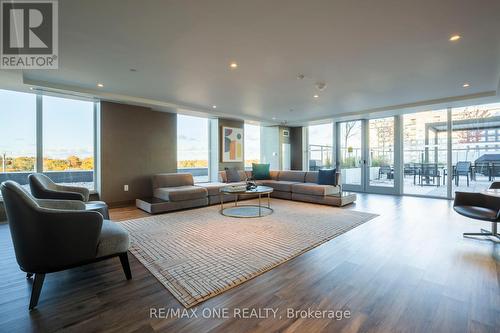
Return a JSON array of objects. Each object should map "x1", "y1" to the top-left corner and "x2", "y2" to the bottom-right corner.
[{"x1": 120, "y1": 199, "x2": 378, "y2": 308}]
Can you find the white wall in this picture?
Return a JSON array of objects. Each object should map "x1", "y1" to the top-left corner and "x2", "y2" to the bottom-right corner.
[{"x1": 260, "y1": 126, "x2": 280, "y2": 170}]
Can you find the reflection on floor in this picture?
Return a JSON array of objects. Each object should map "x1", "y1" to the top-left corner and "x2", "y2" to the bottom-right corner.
[
  {"x1": 403, "y1": 175, "x2": 494, "y2": 196},
  {"x1": 367, "y1": 175, "x2": 494, "y2": 197}
]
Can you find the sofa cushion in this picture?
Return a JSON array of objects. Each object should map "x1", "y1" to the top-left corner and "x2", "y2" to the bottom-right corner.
[
  {"x1": 292, "y1": 183, "x2": 340, "y2": 196},
  {"x1": 152, "y1": 173, "x2": 194, "y2": 189},
  {"x1": 225, "y1": 168, "x2": 241, "y2": 183},
  {"x1": 318, "y1": 169, "x2": 337, "y2": 185},
  {"x1": 195, "y1": 182, "x2": 226, "y2": 196},
  {"x1": 305, "y1": 171, "x2": 319, "y2": 183},
  {"x1": 269, "y1": 171, "x2": 280, "y2": 180},
  {"x1": 261, "y1": 180, "x2": 300, "y2": 192},
  {"x1": 454, "y1": 206, "x2": 499, "y2": 222},
  {"x1": 252, "y1": 163, "x2": 271, "y2": 180},
  {"x1": 154, "y1": 186, "x2": 207, "y2": 202},
  {"x1": 96, "y1": 220, "x2": 130, "y2": 258},
  {"x1": 196, "y1": 182, "x2": 245, "y2": 196},
  {"x1": 278, "y1": 171, "x2": 306, "y2": 182}
]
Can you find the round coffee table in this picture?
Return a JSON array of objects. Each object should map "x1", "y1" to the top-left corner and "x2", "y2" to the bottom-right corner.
[{"x1": 219, "y1": 185, "x2": 274, "y2": 218}]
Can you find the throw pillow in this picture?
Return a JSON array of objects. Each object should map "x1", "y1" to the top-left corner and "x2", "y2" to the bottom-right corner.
[
  {"x1": 318, "y1": 169, "x2": 337, "y2": 186},
  {"x1": 252, "y1": 163, "x2": 271, "y2": 180},
  {"x1": 225, "y1": 168, "x2": 241, "y2": 183}
]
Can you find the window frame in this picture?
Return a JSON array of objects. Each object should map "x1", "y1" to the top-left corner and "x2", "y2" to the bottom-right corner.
[
  {"x1": 0, "y1": 89, "x2": 99, "y2": 192},
  {"x1": 176, "y1": 114, "x2": 211, "y2": 183}
]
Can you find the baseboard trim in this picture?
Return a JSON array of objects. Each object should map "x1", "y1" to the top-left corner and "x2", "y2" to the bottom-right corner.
[{"x1": 108, "y1": 200, "x2": 135, "y2": 208}]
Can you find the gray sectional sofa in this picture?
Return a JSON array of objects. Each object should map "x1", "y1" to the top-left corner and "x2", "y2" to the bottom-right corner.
[
  {"x1": 137, "y1": 170, "x2": 355, "y2": 214},
  {"x1": 146, "y1": 173, "x2": 208, "y2": 212}
]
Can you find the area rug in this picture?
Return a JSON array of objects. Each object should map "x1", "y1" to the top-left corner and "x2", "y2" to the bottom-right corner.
[{"x1": 120, "y1": 199, "x2": 378, "y2": 308}]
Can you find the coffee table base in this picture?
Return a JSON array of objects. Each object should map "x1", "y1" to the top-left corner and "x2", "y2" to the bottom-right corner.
[
  {"x1": 221, "y1": 205, "x2": 274, "y2": 218},
  {"x1": 220, "y1": 191, "x2": 273, "y2": 218}
]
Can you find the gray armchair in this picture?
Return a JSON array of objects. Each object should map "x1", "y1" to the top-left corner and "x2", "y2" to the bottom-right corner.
[
  {"x1": 28, "y1": 173, "x2": 110, "y2": 219},
  {"x1": 453, "y1": 191, "x2": 500, "y2": 241},
  {"x1": 0, "y1": 181, "x2": 131, "y2": 310}
]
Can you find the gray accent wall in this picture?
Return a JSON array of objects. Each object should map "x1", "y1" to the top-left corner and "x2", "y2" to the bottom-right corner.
[
  {"x1": 100, "y1": 102, "x2": 177, "y2": 206},
  {"x1": 290, "y1": 126, "x2": 303, "y2": 170},
  {"x1": 218, "y1": 118, "x2": 244, "y2": 171}
]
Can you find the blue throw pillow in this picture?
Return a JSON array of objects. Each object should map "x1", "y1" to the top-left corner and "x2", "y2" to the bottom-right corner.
[
  {"x1": 318, "y1": 169, "x2": 337, "y2": 185},
  {"x1": 252, "y1": 163, "x2": 270, "y2": 180}
]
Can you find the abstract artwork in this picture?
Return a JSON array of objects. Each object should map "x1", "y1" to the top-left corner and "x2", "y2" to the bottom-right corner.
[{"x1": 222, "y1": 126, "x2": 243, "y2": 162}]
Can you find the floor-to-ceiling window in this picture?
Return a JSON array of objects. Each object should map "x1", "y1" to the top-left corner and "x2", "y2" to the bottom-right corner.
[
  {"x1": 451, "y1": 103, "x2": 500, "y2": 195},
  {"x1": 0, "y1": 89, "x2": 97, "y2": 193},
  {"x1": 177, "y1": 114, "x2": 209, "y2": 183},
  {"x1": 0, "y1": 90, "x2": 36, "y2": 187},
  {"x1": 308, "y1": 123, "x2": 333, "y2": 171},
  {"x1": 402, "y1": 109, "x2": 448, "y2": 197},
  {"x1": 42, "y1": 95, "x2": 95, "y2": 189},
  {"x1": 244, "y1": 123, "x2": 260, "y2": 169}
]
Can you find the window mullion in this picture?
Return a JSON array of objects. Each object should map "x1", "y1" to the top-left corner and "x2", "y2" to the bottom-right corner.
[{"x1": 36, "y1": 93, "x2": 43, "y2": 173}]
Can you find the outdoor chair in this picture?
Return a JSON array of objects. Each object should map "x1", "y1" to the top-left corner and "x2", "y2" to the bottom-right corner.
[
  {"x1": 378, "y1": 165, "x2": 393, "y2": 180},
  {"x1": 491, "y1": 163, "x2": 500, "y2": 180},
  {"x1": 454, "y1": 161, "x2": 471, "y2": 187},
  {"x1": 418, "y1": 163, "x2": 440, "y2": 187},
  {"x1": 474, "y1": 162, "x2": 491, "y2": 181}
]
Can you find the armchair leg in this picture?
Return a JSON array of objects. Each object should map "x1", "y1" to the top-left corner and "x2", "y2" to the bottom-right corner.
[
  {"x1": 463, "y1": 225, "x2": 500, "y2": 242},
  {"x1": 29, "y1": 273, "x2": 45, "y2": 310},
  {"x1": 119, "y1": 253, "x2": 132, "y2": 280}
]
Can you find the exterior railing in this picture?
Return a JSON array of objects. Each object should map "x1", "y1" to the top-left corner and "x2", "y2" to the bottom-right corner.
[
  {"x1": 177, "y1": 167, "x2": 209, "y2": 182},
  {"x1": 0, "y1": 170, "x2": 94, "y2": 186}
]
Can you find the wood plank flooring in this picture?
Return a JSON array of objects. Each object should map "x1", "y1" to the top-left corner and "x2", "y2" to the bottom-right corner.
[{"x1": 0, "y1": 194, "x2": 498, "y2": 332}]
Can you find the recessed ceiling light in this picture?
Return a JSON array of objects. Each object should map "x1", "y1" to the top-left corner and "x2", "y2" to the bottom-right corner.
[
  {"x1": 462, "y1": 83, "x2": 470, "y2": 88},
  {"x1": 272, "y1": 117, "x2": 276, "y2": 120},
  {"x1": 313, "y1": 94, "x2": 319, "y2": 98},
  {"x1": 97, "y1": 83, "x2": 104, "y2": 88},
  {"x1": 212, "y1": 105, "x2": 217, "y2": 109},
  {"x1": 29, "y1": 87, "x2": 34, "y2": 90},
  {"x1": 229, "y1": 62, "x2": 238, "y2": 69},
  {"x1": 449, "y1": 35, "x2": 461, "y2": 41}
]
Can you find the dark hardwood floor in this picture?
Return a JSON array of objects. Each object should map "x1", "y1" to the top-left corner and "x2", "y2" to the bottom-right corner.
[{"x1": 0, "y1": 194, "x2": 498, "y2": 332}]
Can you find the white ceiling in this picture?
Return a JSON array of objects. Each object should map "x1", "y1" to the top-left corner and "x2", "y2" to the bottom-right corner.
[{"x1": 4, "y1": 0, "x2": 500, "y2": 125}]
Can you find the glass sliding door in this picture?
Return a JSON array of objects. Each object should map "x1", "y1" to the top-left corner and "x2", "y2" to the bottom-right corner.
[
  {"x1": 367, "y1": 117, "x2": 396, "y2": 193},
  {"x1": 402, "y1": 110, "x2": 448, "y2": 197},
  {"x1": 308, "y1": 123, "x2": 333, "y2": 170},
  {"x1": 338, "y1": 121, "x2": 363, "y2": 191},
  {"x1": 451, "y1": 103, "x2": 500, "y2": 196}
]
